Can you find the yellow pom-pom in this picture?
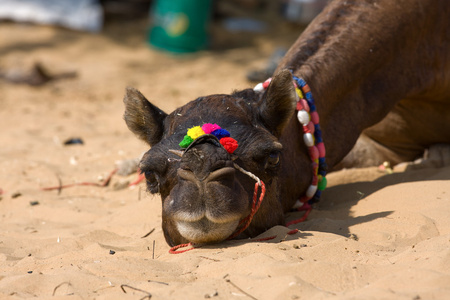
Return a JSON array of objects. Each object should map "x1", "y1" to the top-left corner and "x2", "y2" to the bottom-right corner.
[{"x1": 187, "y1": 126, "x2": 205, "y2": 140}]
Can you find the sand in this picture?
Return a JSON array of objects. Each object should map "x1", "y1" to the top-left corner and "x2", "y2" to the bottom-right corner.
[{"x1": 1, "y1": 20, "x2": 449, "y2": 300}]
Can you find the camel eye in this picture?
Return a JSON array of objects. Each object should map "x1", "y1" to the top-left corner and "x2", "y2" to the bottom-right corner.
[{"x1": 267, "y1": 152, "x2": 280, "y2": 167}]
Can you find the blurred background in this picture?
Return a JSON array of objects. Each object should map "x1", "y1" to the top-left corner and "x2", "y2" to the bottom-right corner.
[
  {"x1": 0, "y1": 0, "x2": 328, "y2": 84},
  {"x1": 0, "y1": 0, "x2": 329, "y2": 181},
  {"x1": 0, "y1": 0, "x2": 328, "y2": 182}
]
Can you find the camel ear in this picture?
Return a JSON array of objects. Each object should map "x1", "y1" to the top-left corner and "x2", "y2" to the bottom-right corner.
[
  {"x1": 123, "y1": 87, "x2": 168, "y2": 146},
  {"x1": 258, "y1": 69, "x2": 297, "y2": 137}
]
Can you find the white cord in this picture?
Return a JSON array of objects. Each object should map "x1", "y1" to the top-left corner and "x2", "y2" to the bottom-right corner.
[{"x1": 233, "y1": 163, "x2": 261, "y2": 186}]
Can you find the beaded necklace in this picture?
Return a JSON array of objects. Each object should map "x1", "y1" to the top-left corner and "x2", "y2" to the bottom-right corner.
[{"x1": 254, "y1": 75, "x2": 327, "y2": 217}]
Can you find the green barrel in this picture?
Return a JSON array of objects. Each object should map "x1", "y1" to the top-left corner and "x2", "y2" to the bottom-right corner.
[{"x1": 148, "y1": 0, "x2": 212, "y2": 53}]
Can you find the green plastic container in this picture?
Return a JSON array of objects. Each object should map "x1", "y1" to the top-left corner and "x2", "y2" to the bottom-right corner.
[{"x1": 148, "y1": 0, "x2": 212, "y2": 53}]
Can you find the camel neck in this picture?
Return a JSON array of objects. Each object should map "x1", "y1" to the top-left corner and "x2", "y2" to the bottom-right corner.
[{"x1": 277, "y1": 0, "x2": 448, "y2": 168}]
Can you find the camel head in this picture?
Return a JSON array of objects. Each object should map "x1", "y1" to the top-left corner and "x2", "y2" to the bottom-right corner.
[{"x1": 123, "y1": 70, "x2": 297, "y2": 246}]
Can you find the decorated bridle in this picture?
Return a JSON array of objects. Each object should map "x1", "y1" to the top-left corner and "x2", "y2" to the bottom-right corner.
[
  {"x1": 177, "y1": 123, "x2": 265, "y2": 241},
  {"x1": 170, "y1": 75, "x2": 327, "y2": 253}
]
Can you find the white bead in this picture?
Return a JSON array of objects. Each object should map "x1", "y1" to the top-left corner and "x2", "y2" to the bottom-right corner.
[
  {"x1": 306, "y1": 185, "x2": 318, "y2": 198},
  {"x1": 297, "y1": 110, "x2": 310, "y2": 125},
  {"x1": 292, "y1": 200, "x2": 304, "y2": 209},
  {"x1": 303, "y1": 133, "x2": 314, "y2": 147},
  {"x1": 253, "y1": 83, "x2": 264, "y2": 92}
]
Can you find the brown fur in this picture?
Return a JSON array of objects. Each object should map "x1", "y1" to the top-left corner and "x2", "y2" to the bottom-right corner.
[
  {"x1": 277, "y1": 0, "x2": 450, "y2": 168},
  {"x1": 124, "y1": 0, "x2": 450, "y2": 246}
]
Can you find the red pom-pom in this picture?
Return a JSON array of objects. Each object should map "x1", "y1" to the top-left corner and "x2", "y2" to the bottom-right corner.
[{"x1": 220, "y1": 137, "x2": 238, "y2": 154}]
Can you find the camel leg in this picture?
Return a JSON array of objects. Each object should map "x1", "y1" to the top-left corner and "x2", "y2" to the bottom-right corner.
[
  {"x1": 333, "y1": 133, "x2": 415, "y2": 170},
  {"x1": 395, "y1": 143, "x2": 450, "y2": 170},
  {"x1": 334, "y1": 102, "x2": 426, "y2": 170},
  {"x1": 334, "y1": 97, "x2": 450, "y2": 170}
]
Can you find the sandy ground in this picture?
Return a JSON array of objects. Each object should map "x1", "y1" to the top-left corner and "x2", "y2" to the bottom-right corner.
[{"x1": 1, "y1": 19, "x2": 450, "y2": 300}]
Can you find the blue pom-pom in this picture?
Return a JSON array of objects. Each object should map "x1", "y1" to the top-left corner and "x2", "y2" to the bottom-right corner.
[{"x1": 211, "y1": 128, "x2": 230, "y2": 140}]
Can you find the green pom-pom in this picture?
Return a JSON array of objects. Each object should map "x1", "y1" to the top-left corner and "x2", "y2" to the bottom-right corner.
[
  {"x1": 318, "y1": 176, "x2": 327, "y2": 191},
  {"x1": 179, "y1": 135, "x2": 194, "y2": 148}
]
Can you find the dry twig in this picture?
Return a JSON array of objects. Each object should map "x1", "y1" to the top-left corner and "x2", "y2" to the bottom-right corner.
[
  {"x1": 225, "y1": 279, "x2": 257, "y2": 300},
  {"x1": 120, "y1": 284, "x2": 152, "y2": 299}
]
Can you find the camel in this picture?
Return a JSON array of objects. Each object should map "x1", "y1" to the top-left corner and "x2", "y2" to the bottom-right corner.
[{"x1": 123, "y1": 0, "x2": 450, "y2": 247}]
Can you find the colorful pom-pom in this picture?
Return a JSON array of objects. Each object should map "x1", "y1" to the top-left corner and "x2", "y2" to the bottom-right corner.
[
  {"x1": 179, "y1": 135, "x2": 193, "y2": 148},
  {"x1": 187, "y1": 126, "x2": 205, "y2": 140},
  {"x1": 179, "y1": 123, "x2": 239, "y2": 154},
  {"x1": 211, "y1": 128, "x2": 230, "y2": 140},
  {"x1": 220, "y1": 137, "x2": 238, "y2": 154},
  {"x1": 202, "y1": 123, "x2": 221, "y2": 134},
  {"x1": 296, "y1": 101, "x2": 304, "y2": 111}
]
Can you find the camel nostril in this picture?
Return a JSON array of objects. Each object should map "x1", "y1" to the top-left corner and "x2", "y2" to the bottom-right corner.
[
  {"x1": 177, "y1": 168, "x2": 199, "y2": 182},
  {"x1": 177, "y1": 167, "x2": 235, "y2": 184},
  {"x1": 205, "y1": 167, "x2": 235, "y2": 183}
]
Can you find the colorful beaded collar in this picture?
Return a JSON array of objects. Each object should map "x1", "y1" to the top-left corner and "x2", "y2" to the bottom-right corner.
[{"x1": 254, "y1": 75, "x2": 327, "y2": 214}]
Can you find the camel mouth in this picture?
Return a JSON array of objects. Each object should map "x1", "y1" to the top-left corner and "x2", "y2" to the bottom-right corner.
[
  {"x1": 175, "y1": 217, "x2": 240, "y2": 244},
  {"x1": 163, "y1": 163, "x2": 252, "y2": 244}
]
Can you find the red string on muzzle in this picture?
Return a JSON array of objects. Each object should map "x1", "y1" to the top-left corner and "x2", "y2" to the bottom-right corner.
[{"x1": 227, "y1": 179, "x2": 265, "y2": 240}]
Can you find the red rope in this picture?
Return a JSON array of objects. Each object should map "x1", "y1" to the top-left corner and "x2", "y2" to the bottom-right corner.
[
  {"x1": 129, "y1": 171, "x2": 145, "y2": 187},
  {"x1": 169, "y1": 228, "x2": 301, "y2": 254},
  {"x1": 227, "y1": 180, "x2": 265, "y2": 240},
  {"x1": 41, "y1": 168, "x2": 118, "y2": 191},
  {"x1": 285, "y1": 204, "x2": 312, "y2": 227},
  {"x1": 168, "y1": 242, "x2": 197, "y2": 254}
]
